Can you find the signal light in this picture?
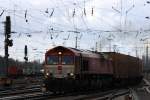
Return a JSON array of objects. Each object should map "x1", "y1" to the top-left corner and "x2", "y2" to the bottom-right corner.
[
  {"x1": 46, "y1": 73, "x2": 49, "y2": 76},
  {"x1": 8, "y1": 39, "x2": 13, "y2": 47},
  {"x1": 7, "y1": 34, "x2": 11, "y2": 38},
  {"x1": 5, "y1": 39, "x2": 13, "y2": 47},
  {"x1": 24, "y1": 45, "x2": 28, "y2": 56},
  {"x1": 5, "y1": 16, "x2": 11, "y2": 38}
]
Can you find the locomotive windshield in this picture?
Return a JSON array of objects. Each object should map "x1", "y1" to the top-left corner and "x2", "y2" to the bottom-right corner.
[
  {"x1": 62, "y1": 56, "x2": 74, "y2": 65},
  {"x1": 47, "y1": 55, "x2": 59, "y2": 64},
  {"x1": 46, "y1": 55, "x2": 74, "y2": 65}
]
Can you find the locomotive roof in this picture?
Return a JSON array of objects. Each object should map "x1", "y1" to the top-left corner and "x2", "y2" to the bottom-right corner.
[
  {"x1": 101, "y1": 52, "x2": 139, "y2": 59},
  {"x1": 46, "y1": 46, "x2": 104, "y2": 58},
  {"x1": 69, "y1": 47, "x2": 103, "y2": 58},
  {"x1": 46, "y1": 46, "x2": 142, "y2": 59},
  {"x1": 46, "y1": 46, "x2": 141, "y2": 60}
]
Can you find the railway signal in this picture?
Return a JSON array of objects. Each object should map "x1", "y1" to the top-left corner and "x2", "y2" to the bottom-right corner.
[
  {"x1": 24, "y1": 45, "x2": 28, "y2": 62},
  {"x1": 4, "y1": 16, "x2": 13, "y2": 76},
  {"x1": 5, "y1": 16, "x2": 13, "y2": 48},
  {"x1": 4, "y1": 16, "x2": 13, "y2": 58}
]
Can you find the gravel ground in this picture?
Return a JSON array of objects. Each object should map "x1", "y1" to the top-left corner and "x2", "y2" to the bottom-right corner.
[
  {"x1": 135, "y1": 89, "x2": 150, "y2": 100},
  {"x1": 133, "y1": 76, "x2": 150, "y2": 100}
]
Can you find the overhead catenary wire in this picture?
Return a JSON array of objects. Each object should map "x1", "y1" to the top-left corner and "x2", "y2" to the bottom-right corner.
[
  {"x1": 0, "y1": 10, "x2": 4, "y2": 17},
  {"x1": 0, "y1": 0, "x2": 149, "y2": 60}
]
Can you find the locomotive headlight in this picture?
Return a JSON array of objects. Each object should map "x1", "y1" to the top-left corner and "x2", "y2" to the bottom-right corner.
[
  {"x1": 58, "y1": 51, "x2": 62, "y2": 55},
  {"x1": 46, "y1": 73, "x2": 49, "y2": 76},
  {"x1": 70, "y1": 73, "x2": 74, "y2": 76}
]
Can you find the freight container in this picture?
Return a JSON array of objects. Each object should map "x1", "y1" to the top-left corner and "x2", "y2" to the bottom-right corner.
[{"x1": 102, "y1": 52, "x2": 143, "y2": 79}]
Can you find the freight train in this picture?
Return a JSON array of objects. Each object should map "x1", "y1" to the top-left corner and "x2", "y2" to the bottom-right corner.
[{"x1": 43, "y1": 46, "x2": 143, "y2": 92}]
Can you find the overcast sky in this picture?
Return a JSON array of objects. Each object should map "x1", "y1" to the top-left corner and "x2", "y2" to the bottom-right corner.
[{"x1": 0, "y1": 0, "x2": 150, "y2": 62}]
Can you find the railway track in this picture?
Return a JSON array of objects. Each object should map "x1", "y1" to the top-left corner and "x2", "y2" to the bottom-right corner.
[
  {"x1": 0, "y1": 78, "x2": 137, "y2": 100},
  {"x1": 0, "y1": 87, "x2": 41, "y2": 97},
  {"x1": 43, "y1": 88, "x2": 131, "y2": 100},
  {"x1": 135, "y1": 78, "x2": 150, "y2": 94},
  {"x1": 0, "y1": 92, "x2": 52, "y2": 100},
  {"x1": 0, "y1": 76, "x2": 43, "y2": 91},
  {"x1": 0, "y1": 88, "x2": 132, "y2": 100},
  {"x1": 0, "y1": 83, "x2": 42, "y2": 93},
  {"x1": 73, "y1": 89, "x2": 131, "y2": 100},
  {"x1": 0, "y1": 83, "x2": 42, "y2": 98},
  {"x1": 0, "y1": 79, "x2": 140, "y2": 100},
  {"x1": 0, "y1": 83, "x2": 41, "y2": 90}
]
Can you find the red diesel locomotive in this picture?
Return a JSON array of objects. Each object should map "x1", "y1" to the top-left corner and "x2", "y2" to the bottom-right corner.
[{"x1": 43, "y1": 46, "x2": 143, "y2": 92}]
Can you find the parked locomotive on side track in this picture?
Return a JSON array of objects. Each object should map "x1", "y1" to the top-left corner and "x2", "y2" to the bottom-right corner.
[{"x1": 43, "y1": 46, "x2": 143, "y2": 92}]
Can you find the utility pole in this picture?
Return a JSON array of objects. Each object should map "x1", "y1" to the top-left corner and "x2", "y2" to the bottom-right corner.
[
  {"x1": 4, "y1": 16, "x2": 13, "y2": 76},
  {"x1": 146, "y1": 45, "x2": 149, "y2": 68},
  {"x1": 107, "y1": 34, "x2": 114, "y2": 52},
  {"x1": 75, "y1": 34, "x2": 78, "y2": 48},
  {"x1": 144, "y1": 41, "x2": 150, "y2": 78},
  {"x1": 144, "y1": 41, "x2": 150, "y2": 70},
  {"x1": 135, "y1": 45, "x2": 139, "y2": 58},
  {"x1": 109, "y1": 38, "x2": 112, "y2": 52},
  {"x1": 95, "y1": 42, "x2": 98, "y2": 52},
  {"x1": 99, "y1": 42, "x2": 102, "y2": 52},
  {"x1": 113, "y1": 45, "x2": 117, "y2": 52},
  {"x1": 73, "y1": 30, "x2": 80, "y2": 49},
  {"x1": 136, "y1": 48, "x2": 138, "y2": 57},
  {"x1": 67, "y1": 30, "x2": 80, "y2": 49}
]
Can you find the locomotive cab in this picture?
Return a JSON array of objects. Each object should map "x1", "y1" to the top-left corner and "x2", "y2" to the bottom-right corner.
[{"x1": 44, "y1": 46, "x2": 75, "y2": 79}]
